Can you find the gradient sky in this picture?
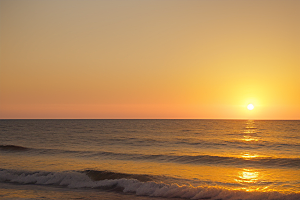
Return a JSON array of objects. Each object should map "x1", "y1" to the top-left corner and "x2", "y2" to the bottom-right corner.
[{"x1": 1, "y1": 0, "x2": 299, "y2": 119}]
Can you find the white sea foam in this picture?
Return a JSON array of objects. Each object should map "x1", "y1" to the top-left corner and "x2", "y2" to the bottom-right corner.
[{"x1": 0, "y1": 169, "x2": 299, "y2": 200}]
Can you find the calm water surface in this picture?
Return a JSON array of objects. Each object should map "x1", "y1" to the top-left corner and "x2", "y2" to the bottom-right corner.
[{"x1": 0, "y1": 120, "x2": 299, "y2": 200}]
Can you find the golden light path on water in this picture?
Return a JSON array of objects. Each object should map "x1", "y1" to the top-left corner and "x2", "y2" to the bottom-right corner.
[{"x1": 233, "y1": 120, "x2": 276, "y2": 192}]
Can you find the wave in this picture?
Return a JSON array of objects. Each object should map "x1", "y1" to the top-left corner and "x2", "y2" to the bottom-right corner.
[
  {"x1": 1, "y1": 144, "x2": 299, "y2": 169},
  {"x1": 174, "y1": 139, "x2": 300, "y2": 150},
  {"x1": 85, "y1": 170, "x2": 153, "y2": 182},
  {"x1": 0, "y1": 168, "x2": 299, "y2": 200},
  {"x1": 142, "y1": 154, "x2": 300, "y2": 168},
  {"x1": 0, "y1": 145, "x2": 30, "y2": 151}
]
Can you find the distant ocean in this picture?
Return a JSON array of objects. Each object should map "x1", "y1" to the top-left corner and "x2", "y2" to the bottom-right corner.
[{"x1": 0, "y1": 119, "x2": 299, "y2": 200}]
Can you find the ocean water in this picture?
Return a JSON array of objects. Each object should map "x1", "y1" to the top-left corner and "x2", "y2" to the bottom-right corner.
[{"x1": 0, "y1": 119, "x2": 299, "y2": 200}]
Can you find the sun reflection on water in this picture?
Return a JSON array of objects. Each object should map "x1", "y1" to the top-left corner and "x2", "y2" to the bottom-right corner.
[
  {"x1": 242, "y1": 135, "x2": 259, "y2": 142},
  {"x1": 239, "y1": 121, "x2": 261, "y2": 158},
  {"x1": 236, "y1": 169, "x2": 259, "y2": 184},
  {"x1": 238, "y1": 120, "x2": 261, "y2": 144},
  {"x1": 241, "y1": 153, "x2": 259, "y2": 159},
  {"x1": 234, "y1": 168, "x2": 269, "y2": 192},
  {"x1": 234, "y1": 168, "x2": 274, "y2": 192},
  {"x1": 234, "y1": 121, "x2": 268, "y2": 191}
]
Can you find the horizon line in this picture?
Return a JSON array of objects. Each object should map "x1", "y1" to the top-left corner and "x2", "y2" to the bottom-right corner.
[{"x1": 1, "y1": 118, "x2": 299, "y2": 121}]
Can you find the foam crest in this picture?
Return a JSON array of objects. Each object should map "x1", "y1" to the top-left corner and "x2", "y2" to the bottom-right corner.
[{"x1": 0, "y1": 169, "x2": 299, "y2": 200}]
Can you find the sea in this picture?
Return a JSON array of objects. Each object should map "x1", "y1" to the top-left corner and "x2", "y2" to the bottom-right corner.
[{"x1": 0, "y1": 119, "x2": 299, "y2": 200}]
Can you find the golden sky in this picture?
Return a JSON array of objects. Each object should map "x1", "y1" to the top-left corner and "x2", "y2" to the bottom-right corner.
[{"x1": 1, "y1": 0, "x2": 299, "y2": 119}]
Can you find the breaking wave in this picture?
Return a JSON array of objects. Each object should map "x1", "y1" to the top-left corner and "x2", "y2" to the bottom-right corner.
[{"x1": 0, "y1": 168, "x2": 299, "y2": 200}]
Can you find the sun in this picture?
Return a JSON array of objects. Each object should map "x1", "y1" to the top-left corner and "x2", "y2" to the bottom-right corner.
[{"x1": 247, "y1": 104, "x2": 254, "y2": 110}]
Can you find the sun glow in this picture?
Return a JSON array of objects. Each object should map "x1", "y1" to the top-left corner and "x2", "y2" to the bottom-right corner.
[{"x1": 247, "y1": 104, "x2": 254, "y2": 110}]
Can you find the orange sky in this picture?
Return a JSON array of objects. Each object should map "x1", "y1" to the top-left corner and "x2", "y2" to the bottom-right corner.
[{"x1": 1, "y1": 0, "x2": 299, "y2": 119}]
